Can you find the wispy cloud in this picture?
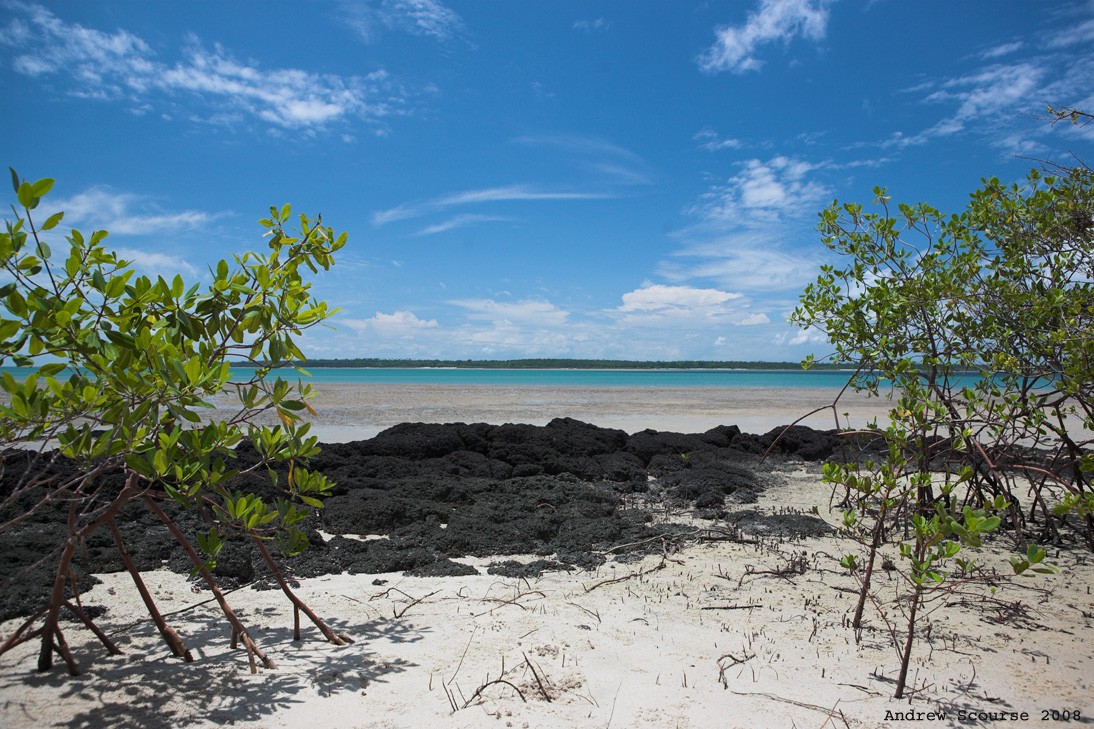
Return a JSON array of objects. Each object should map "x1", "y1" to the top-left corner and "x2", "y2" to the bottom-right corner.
[
  {"x1": 885, "y1": 62, "x2": 1047, "y2": 149},
  {"x1": 339, "y1": 0, "x2": 464, "y2": 43},
  {"x1": 416, "y1": 214, "x2": 511, "y2": 235},
  {"x1": 373, "y1": 185, "x2": 613, "y2": 225},
  {"x1": 874, "y1": 6, "x2": 1094, "y2": 155},
  {"x1": 513, "y1": 134, "x2": 653, "y2": 186},
  {"x1": 698, "y1": 0, "x2": 833, "y2": 74},
  {"x1": 693, "y1": 128, "x2": 744, "y2": 152},
  {"x1": 340, "y1": 310, "x2": 439, "y2": 335},
  {"x1": 112, "y1": 248, "x2": 200, "y2": 279},
  {"x1": 50, "y1": 187, "x2": 216, "y2": 236},
  {"x1": 660, "y1": 155, "x2": 830, "y2": 295},
  {"x1": 0, "y1": 3, "x2": 406, "y2": 132},
  {"x1": 1045, "y1": 16, "x2": 1094, "y2": 49},
  {"x1": 573, "y1": 18, "x2": 610, "y2": 34},
  {"x1": 40, "y1": 185, "x2": 218, "y2": 278},
  {"x1": 660, "y1": 242, "x2": 822, "y2": 291},
  {"x1": 688, "y1": 156, "x2": 829, "y2": 226},
  {"x1": 448, "y1": 298, "x2": 570, "y2": 326},
  {"x1": 979, "y1": 40, "x2": 1024, "y2": 60}
]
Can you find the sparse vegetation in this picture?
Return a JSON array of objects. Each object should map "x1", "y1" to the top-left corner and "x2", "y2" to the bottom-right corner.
[
  {"x1": 0, "y1": 171, "x2": 348, "y2": 674},
  {"x1": 792, "y1": 162, "x2": 1091, "y2": 697}
]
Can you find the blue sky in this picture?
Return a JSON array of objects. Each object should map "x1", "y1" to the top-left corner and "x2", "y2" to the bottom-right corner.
[{"x1": 2, "y1": 0, "x2": 1092, "y2": 362}]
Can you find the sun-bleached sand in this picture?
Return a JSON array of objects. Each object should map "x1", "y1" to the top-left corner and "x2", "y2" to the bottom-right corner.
[
  {"x1": 2, "y1": 386, "x2": 1091, "y2": 728},
  {"x1": 245, "y1": 383, "x2": 895, "y2": 442}
]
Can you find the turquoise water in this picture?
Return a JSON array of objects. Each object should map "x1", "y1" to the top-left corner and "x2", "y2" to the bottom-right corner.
[
  {"x1": 2, "y1": 365, "x2": 856, "y2": 388},
  {"x1": 266, "y1": 367, "x2": 857, "y2": 388}
]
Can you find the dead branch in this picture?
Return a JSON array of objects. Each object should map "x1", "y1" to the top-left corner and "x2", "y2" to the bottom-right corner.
[
  {"x1": 523, "y1": 652, "x2": 553, "y2": 702},
  {"x1": 582, "y1": 556, "x2": 668, "y2": 593},
  {"x1": 717, "y1": 652, "x2": 754, "y2": 688},
  {"x1": 702, "y1": 604, "x2": 757, "y2": 611},
  {"x1": 728, "y1": 690, "x2": 850, "y2": 729},
  {"x1": 371, "y1": 586, "x2": 439, "y2": 618},
  {"x1": 463, "y1": 678, "x2": 527, "y2": 708}
]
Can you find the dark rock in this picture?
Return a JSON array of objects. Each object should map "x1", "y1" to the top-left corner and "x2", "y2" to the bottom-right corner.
[
  {"x1": 405, "y1": 559, "x2": 479, "y2": 578},
  {"x1": 723, "y1": 509, "x2": 834, "y2": 539},
  {"x1": 486, "y1": 559, "x2": 568, "y2": 578},
  {"x1": 759, "y1": 425, "x2": 841, "y2": 461},
  {"x1": 0, "y1": 419, "x2": 837, "y2": 621}
]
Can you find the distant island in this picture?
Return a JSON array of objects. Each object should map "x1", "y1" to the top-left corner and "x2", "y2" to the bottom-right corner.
[{"x1": 232, "y1": 358, "x2": 846, "y2": 370}]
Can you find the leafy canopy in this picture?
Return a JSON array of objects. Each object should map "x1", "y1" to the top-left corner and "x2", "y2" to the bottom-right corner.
[{"x1": 1, "y1": 169, "x2": 347, "y2": 560}]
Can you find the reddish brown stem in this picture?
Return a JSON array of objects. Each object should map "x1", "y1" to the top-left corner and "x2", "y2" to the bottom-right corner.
[
  {"x1": 250, "y1": 536, "x2": 351, "y2": 645},
  {"x1": 0, "y1": 606, "x2": 48, "y2": 657},
  {"x1": 37, "y1": 540, "x2": 77, "y2": 672},
  {"x1": 63, "y1": 601, "x2": 122, "y2": 656},
  {"x1": 894, "y1": 582, "x2": 923, "y2": 699},
  {"x1": 142, "y1": 496, "x2": 275, "y2": 672},
  {"x1": 852, "y1": 511, "x2": 885, "y2": 631},
  {"x1": 107, "y1": 519, "x2": 193, "y2": 661},
  {"x1": 52, "y1": 625, "x2": 79, "y2": 676}
]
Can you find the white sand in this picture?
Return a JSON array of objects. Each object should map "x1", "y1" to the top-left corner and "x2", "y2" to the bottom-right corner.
[
  {"x1": 2, "y1": 387, "x2": 1092, "y2": 728},
  {"x1": 234, "y1": 383, "x2": 896, "y2": 442}
]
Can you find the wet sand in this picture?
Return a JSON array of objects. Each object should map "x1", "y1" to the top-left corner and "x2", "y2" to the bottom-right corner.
[{"x1": 247, "y1": 382, "x2": 895, "y2": 442}]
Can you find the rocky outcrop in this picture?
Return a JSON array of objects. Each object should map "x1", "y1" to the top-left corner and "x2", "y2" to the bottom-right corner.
[{"x1": 0, "y1": 419, "x2": 838, "y2": 621}]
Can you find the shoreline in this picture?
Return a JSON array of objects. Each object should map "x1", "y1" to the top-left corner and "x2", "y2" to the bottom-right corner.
[
  {"x1": 3, "y1": 391, "x2": 1090, "y2": 728},
  {"x1": 226, "y1": 383, "x2": 896, "y2": 443},
  {"x1": 2, "y1": 454, "x2": 1090, "y2": 728}
]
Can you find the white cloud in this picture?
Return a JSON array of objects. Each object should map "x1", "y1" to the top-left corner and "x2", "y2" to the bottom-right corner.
[
  {"x1": 1046, "y1": 17, "x2": 1094, "y2": 48},
  {"x1": 657, "y1": 154, "x2": 830, "y2": 304},
  {"x1": 618, "y1": 284, "x2": 742, "y2": 313},
  {"x1": 373, "y1": 185, "x2": 613, "y2": 225},
  {"x1": 693, "y1": 128, "x2": 744, "y2": 151},
  {"x1": 573, "y1": 18, "x2": 610, "y2": 34},
  {"x1": 1, "y1": 3, "x2": 404, "y2": 132},
  {"x1": 886, "y1": 49, "x2": 1091, "y2": 153},
  {"x1": 689, "y1": 156, "x2": 830, "y2": 225},
  {"x1": 2, "y1": 2, "x2": 153, "y2": 98},
  {"x1": 979, "y1": 40, "x2": 1024, "y2": 60},
  {"x1": 438, "y1": 186, "x2": 608, "y2": 206},
  {"x1": 341, "y1": 310, "x2": 439, "y2": 335},
  {"x1": 340, "y1": 0, "x2": 464, "y2": 43},
  {"x1": 50, "y1": 187, "x2": 215, "y2": 236},
  {"x1": 777, "y1": 327, "x2": 828, "y2": 346},
  {"x1": 448, "y1": 298, "x2": 570, "y2": 326},
  {"x1": 512, "y1": 134, "x2": 651, "y2": 186},
  {"x1": 660, "y1": 242, "x2": 821, "y2": 291},
  {"x1": 614, "y1": 284, "x2": 767, "y2": 327},
  {"x1": 416, "y1": 214, "x2": 511, "y2": 235},
  {"x1": 112, "y1": 248, "x2": 199, "y2": 279},
  {"x1": 698, "y1": 0, "x2": 832, "y2": 74}
]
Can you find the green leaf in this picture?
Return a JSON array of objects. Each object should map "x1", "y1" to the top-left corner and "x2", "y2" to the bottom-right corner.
[
  {"x1": 37, "y1": 362, "x2": 66, "y2": 377},
  {"x1": 30, "y1": 178, "x2": 54, "y2": 198},
  {"x1": 17, "y1": 182, "x2": 37, "y2": 209},
  {"x1": 40, "y1": 211, "x2": 64, "y2": 231}
]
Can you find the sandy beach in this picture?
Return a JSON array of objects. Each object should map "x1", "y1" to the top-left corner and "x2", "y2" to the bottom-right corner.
[
  {"x1": 2, "y1": 386, "x2": 1091, "y2": 728},
  {"x1": 252, "y1": 383, "x2": 894, "y2": 442}
]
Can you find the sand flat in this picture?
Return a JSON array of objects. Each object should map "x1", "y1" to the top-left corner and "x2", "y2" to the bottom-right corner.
[
  {"x1": 237, "y1": 382, "x2": 896, "y2": 442},
  {"x1": 2, "y1": 387, "x2": 1091, "y2": 728}
]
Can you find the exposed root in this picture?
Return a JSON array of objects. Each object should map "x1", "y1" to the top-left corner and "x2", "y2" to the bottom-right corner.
[
  {"x1": 251, "y1": 536, "x2": 352, "y2": 645},
  {"x1": 143, "y1": 495, "x2": 275, "y2": 673}
]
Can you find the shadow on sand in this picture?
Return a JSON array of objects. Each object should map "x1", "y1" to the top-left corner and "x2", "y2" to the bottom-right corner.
[{"x1": 1, "y1": 611, "x2": 426, "y2": 729}]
